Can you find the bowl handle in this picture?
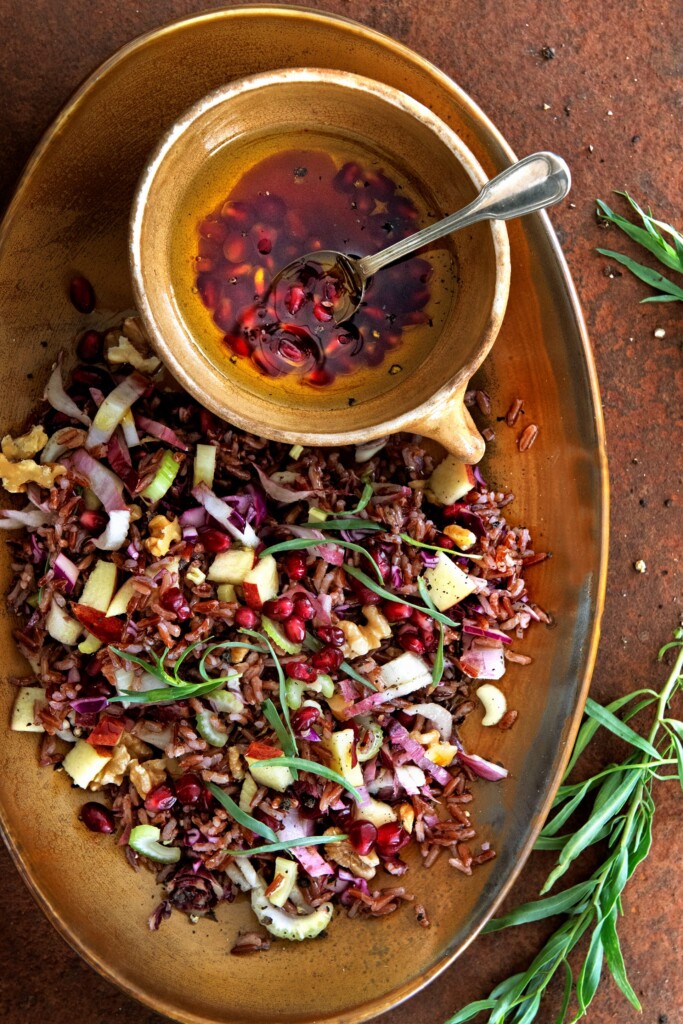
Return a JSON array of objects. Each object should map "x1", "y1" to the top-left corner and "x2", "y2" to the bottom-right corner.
[{"x1": 411, "y1": 387, "x2": 485, "y2": 464}]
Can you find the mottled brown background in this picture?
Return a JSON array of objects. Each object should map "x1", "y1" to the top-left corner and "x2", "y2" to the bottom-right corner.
[{"x1": 0, "y1": 0, "x2": 681, "y2": 1022}]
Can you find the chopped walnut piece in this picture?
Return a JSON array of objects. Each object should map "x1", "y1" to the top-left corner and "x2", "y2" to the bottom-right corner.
[
  {"x1": 228, "y1": 746, "x2": 245, "y2": 780},
  {"x1": 106, "y1": 335, "x2": 160, "y2": 375},
  {"x1": 1, "y1": 425, "x2": 48, "y2": 461},
  {"x1": 120, "y1": 732, "x2": 153, "y2": 759},
  {"x1": 144, "y1": 515, "x2": 181, "y2": 557},
  {"x1": 89, "y1": 743, "x2": 133, "y2": 789},
  {"x1": 0, "y1": 453, "x2": 65, "y2": 494},
  {"x1": 129, "y1": 758, "x2": 168, "y2": 798},
  {"x1": 324, "y1": 826, "x2": 378, "y2": 880}
]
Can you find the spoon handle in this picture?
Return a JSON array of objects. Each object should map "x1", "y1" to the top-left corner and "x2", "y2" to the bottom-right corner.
[{"x1": 357, "y1": 152, "x2": 571, "y2": 279}]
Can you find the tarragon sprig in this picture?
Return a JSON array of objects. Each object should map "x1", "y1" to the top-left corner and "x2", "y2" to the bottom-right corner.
[
  {"x1": 446, "y1": 627, "x2": 683, "y2": 1024},
  {"x1": 597, "y1": 192, "x2": 683, "y2": 302}
]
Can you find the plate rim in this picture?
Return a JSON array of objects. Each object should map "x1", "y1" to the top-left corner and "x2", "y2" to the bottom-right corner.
[{"x1": 0, "y1": 6, "x2": 609, "y2": 1023}]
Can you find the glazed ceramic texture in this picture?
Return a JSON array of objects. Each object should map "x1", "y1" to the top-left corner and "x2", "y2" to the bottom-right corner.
[{"x1": 0, "y1": 7, "x2": 607, "y2": 1024}]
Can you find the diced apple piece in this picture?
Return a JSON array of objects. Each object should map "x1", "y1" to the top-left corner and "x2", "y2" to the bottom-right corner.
[
  {"x1": 378, "y1": 651, "x2": 432, "y2": 690},
  {"x1": 207, "y1": 548, "x2": 255, "y2": 584},
  {"x1": 63, "y1": 740, "x2": 113, "y2": 789},
  {"x1": 356, "y1": 797, "x2": 397, "y2": 828},
  {"x1": 422, "y1": 553, "x2": 479, "y2": 611},
  {"x1": 217, "y1": 583, "x2": 237, "y2": 603},
  {"x1": 78, "y1": 633, "x2": 102, "y2": 655},
  {"x1": 428, "y1": 455, "x2": 475, "y2": 505},
  {"x1": 193, "y1": 443, "x2": 217, "y2": 489},
  {"x1": 46, "y1": 600, "x2": 83, "y2": 645},
  {"x1": 11, "y1": 686, "x2": 47, "y2": 732},
  {"x1": 267, "y1": 857, "x2": 298, "y2": 908},
  {"x1": 247, "y1": 757, "x2": 294, "y2": 793},
  {"x1": 80, "y1": 559, "x2": 118, "y2": 611},
  {"x1": 326, "y1": 729, "x2": 364, "y2": 787},
  {"x1": 242, "y1": 554, "x2": 279, "y2": 609},
  {"x1": 106, "y1": 578, "x2": 138, "y2": 617}
]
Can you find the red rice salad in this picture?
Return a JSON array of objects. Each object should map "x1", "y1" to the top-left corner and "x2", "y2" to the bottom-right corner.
[{"x1": 2, "y1": 317, "x2": 548, "y2": 948}]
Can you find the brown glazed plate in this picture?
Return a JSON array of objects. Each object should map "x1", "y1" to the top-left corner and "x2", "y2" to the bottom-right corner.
[{"x1": 0, "y1": 7, "x2": 608, "y2": 1024}]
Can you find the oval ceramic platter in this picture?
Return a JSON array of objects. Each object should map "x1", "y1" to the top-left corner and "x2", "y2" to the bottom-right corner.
[{"x1": 0, "y1": 7, "x2": 608, "y2": 1024}]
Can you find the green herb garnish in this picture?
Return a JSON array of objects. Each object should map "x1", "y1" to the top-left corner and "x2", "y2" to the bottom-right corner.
[
  {"x1": 207, "y1": 783, "x2": 277, "y2": 842},
  {"x1": 343, "y1": 563, "x2": 458, "y2": 629},
  {"x1": 227, "y1": 833, "x2": 348, "y2": 857},
  {"x1": 255, "y1": 757, "x2": 363, "y2": 802},
  {"x1": 239, "y1": 627, "x2": 298, "y2": 773},
  {"x1": 258, "y1": 536, "x2": 384, "y2": 581},
  {"x1": 262, "y1": 698, "x2": 297, "y2": 759},
  {"x1": 418, "y1": 578, "x2": 445, "y2": 688},
  {"x1": 445, "y1": 628, "x2": 683, "y2": 1024},
  {"x1": 342, "y1": 481, "x2": 374, "y2": 516},
  {"x1": 300, "y1": 516, "x2": 383, "y2": 533},
  {"x1": 597, "y1": 193, "x2": 683, "y2": 302}
]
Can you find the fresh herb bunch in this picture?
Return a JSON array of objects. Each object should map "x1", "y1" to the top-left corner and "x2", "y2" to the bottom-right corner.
[
  {"x1": 446, "y1": 627, "x2": 683, "y2": 1024},
  {"x1": 597, "y1": 193, "x2": 683, "y2": 302}
]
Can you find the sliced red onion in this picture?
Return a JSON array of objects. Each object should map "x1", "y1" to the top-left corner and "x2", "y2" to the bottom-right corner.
[
  {"x1": 86, "y1": 372, "x2": 148, "y2": 448},
  {"x1": 70, "y1": 695, "x2": 109, "y2": 715},
  {"x1": 354, "y1": 437, "x2": 388, "y2": 463},
  {"x1": 182, "y1": 526, "x2": 198, "y2": 541},
  {"x1": 390, "y1": 565, "x2": 403, "y2": 588},
  {"x1": 292, "y1": 845, "x2": 334, "y2": 877},
  {"x1": 301, "y1": 728, "x2": 321, "y2": 743},
  {"x1": 462, "y1": 620, "x2": 512, "y2": 644},
  {"x1": 106, "y1": 431, "x2": 138, "y2": 493},
  {"x1": 135, "y1": 414, "x2": 190, "y2": 451},
  {"x1": 420, "y1": 550, "x2": 440, "y2": 568},
  {"x1": 473, "y1": 464, "x2": 487, "y2": 489},
  {"x1": 53, "y1": 552, "x2": 80, "y2": 592},
  {"x1": 402, "y1": 702, "x2": 453, "y2": 741},
  {"x1": 254, "y1": 465, "x2": 317, "y2": 504},
  {"x1": 120, "y1": 410, "x2": 140, "y2": 448},
  {"x1": 458, "y1": 750, "x2": 508, "y2": 781},
  {"x1": 93, "y1": 508, "x2": 131, "y2": 552},
  {"x1": 387, "y1": 718, "x2": 452, "y2": 786},
  {"x1": 460, "y1": 636, "x2": 507, "y2": 680},
  {"x1": 278, "y1": 809, "x2": 314, "y2": 841},
  {"x1": 69, "y1": 449, "x2": 127, "y2": 512},
  {"x1": 30, "y1": 534, "x2": 44, "y2": 562},
  {"x1": 179, "y1": 506, "x2": 208, "y2": 528},
  {"x1": 192, "y1": 483, "x2": 259, "y2": 547},
  {"x1": 337, "y1": 678, "x2": 358, "y2": 702},
  {"x1": 126, "y1": 542, "x2": 140, "y2": 560},
  {"x1": 44, "y1": 353, "x2": 91, "y2": 427},
  {"x1": 89, "y1": 387, "x2": 105, "y2": 407},
  {"x1": 395, "y1": 764, "x2": 425, "y2": 795},
  {"x1": 245, "y1": 485, "x2": 267, "y2": 527},
  {"x1": 0, "y1": 506, "x2": 55, "y2": 530}
]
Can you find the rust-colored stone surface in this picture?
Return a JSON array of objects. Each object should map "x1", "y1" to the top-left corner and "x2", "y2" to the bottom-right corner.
[{"x1": 0, "y1": 1, "x2": 681, "y2": 1022}]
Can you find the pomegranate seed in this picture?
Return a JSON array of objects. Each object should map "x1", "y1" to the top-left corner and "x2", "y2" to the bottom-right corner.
[
  {"x1": 442, "y1": 503, "x2": 466, "y2": 519},
  {"x1": 80, "y1": 801, "x2": 115, "y2": 834},
  {"x1": 311, "y1": 645, "x2": 344, "y2": 673},
  {"x1": 329, "y1": 803, "x2": 353, "y2": 828},
  {"x1": 436, "y1": 533, "x2": 455, "y2": 550},
  {"x1": 306, "y1": 367, "x2": 334, "y2": 387},
  {"x1": 72, "y1": 365, "x2": 110, "y2": 388},
  {"x1": 69, "y1": 275, "x2": 95, "y2": 314},
  {"x1": 350, "y1": 578, "x2": 382, "y2": 605},
  {"x1": 421, "y1": 630, "x2": 437, "y2": 651},
  {"x1": 145, "y1": 784, "x2": 177, "y2": 813},
  {"x1": 398, "y1": 631, "x2": 425, "y2": 655},
  {"x1": 198, "y1": 527, "x2": 231, "y2": 553},
  {"x1": 254, "y1": 194, "x2": 286, "y2": 223},
  {"x1": 283, "y1": 552, "x2": 307, "y2": 580},
  {"x1": 235, "y1": 606, "x2": 260, "y2": 629},
  {"x1": 160, "y1": 587, "x2": 191, "y2": 621},
  {"x1": 368, "y1": 545, "x2": 391, "y2": 581},
  {"x1": 175, "y1": 773, "x2": 203, "y2": 805},
  {"x1": 198, "y1": 217, "x2": 228, "y2": 243},
  {"x1": 411, "y1": 609, "x2": 432, "y2": 631},
  {"x1": 224, "y1": 236, "x2": 248, "y2": 263},
  {"x1": 315, "y1": 626, "x2": 345, "y2": 647},
  {"x1": 257, "y1": 237, "x2": 272, "y2": 255},
  {"x1": 291, "y1": 706, "x2": 319, "y2": 734},
  {"x1": 285, "y1": 285, "x2": 306, "y2": 315},
  {"x1": 76, "y1": 330, "x2": 103, "y2": 363},
  {"x1": 225, "y1": 332, "x2": 252, "y2": 357},
  {"x1": 376, "y1": 822, "x2": 411, "y2": 858},
  {"x1": 313, "y1": 302, "x2": 333, "y2": 322},
  {"x1": 347, "y1": 819, "x2": 377, "y2": 856},
  {"x1": 287, "y1": 661, "x2": 317, "y2": 683},
  {"x1": 79, "y1": 510, "x2": 107, "y2": 534},
  {"x1": 382, "y1": 601, "x2": 412, "y2": 622},
  {"x1": 292, "y1": 595, "x2": 315, "y2": 621},
  {"x1": 263, "y1": 596, "x2": 294, "y2": 621},
  {"x1": 199, "y1": 409, "x2": 218, "y2": 436},
  {"x1": 284, "y1": 616, "x2": 306, "y2": 644}
]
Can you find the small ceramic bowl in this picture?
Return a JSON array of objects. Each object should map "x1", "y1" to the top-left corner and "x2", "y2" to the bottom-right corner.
[{"x1": 130, "y1": 67, "x2": 510, "y2": 462}]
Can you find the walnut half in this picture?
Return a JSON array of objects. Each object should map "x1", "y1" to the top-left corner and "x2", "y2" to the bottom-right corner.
[{"x1": 323, "y1": 826, "x2": 378, "y2": 880}]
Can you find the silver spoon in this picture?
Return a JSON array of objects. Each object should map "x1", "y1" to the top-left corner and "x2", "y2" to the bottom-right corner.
[{"x1": 274, "y1": 151, "x2": 571, "y2": 324}]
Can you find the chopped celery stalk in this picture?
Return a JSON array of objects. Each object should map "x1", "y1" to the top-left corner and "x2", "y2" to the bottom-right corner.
[
  {"x1": 211, "y1": 688, "x2": 244, "y2": 714},
  {"x1": 193, "y1": 443, "x2": 217, "y2": 490},
  {"x1": 195, "y1": 708, "x2": 228, "y2": 747},
  {"x1": 129, "y1": 824, "x2": 181, "y2": 864},
  {"x1": 185, "y1": 565, "x2": 206, "y2": 585},
  {"x1": 357, "y1": 721, "x2": 383, "y2": 762},
  {"x1": 261, "y1": 616, "x2": 302, "y2": 656},
  {"x1": 251, "y1": 886, "x2": 333, "y2": 940},
  {"x1": 26, "y1": 593, "x2": 39, "y2": 609},
  {"x1": 307, "y1": 506, "x2": 328, "y2": 523},
  {"x1": 141, "y1": 451, "x2": 180, "y2": 503},
  {"x1": 310, "y1": 673, "x2": 334, "y2": 699},
  {"x1": 288, "y1": 444, "x2": 304, "y2": 460},
  {"x1": 285, "y1": 677, "x2": 304, "y2": 710}
]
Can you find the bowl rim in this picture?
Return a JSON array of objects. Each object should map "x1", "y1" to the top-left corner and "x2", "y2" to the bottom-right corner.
[
  {"x1": 0, "y1": 6, "x2": 609, "y2": 1024},
  {"x1": 129, "y1": 65, "x2": 511, "y2": 445}
]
